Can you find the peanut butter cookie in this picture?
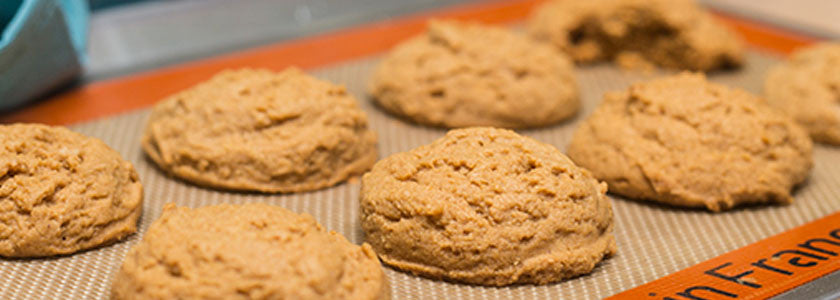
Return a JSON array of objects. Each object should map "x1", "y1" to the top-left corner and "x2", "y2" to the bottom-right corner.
[
  {"x1": 112, "y1": 203, "x2": 389, "y2": 300},
  {"x1": 0, "y1": 124, "x2": 142, "y2": 257},
  {"x1": 568, "y1": 73, "x2": 813, "y2": 211},
  {"x1": 528, "y1": 0, "x2": 744, "y2": 71},
  {"x1": 765, "y1": 42, "x2": 840, "y2": 145},
  {"x1": 360, "y1": 127, "x2": 615, "y2": 286},
  {"x1": 142, "y1": 68, "x2": 378, "y2": 193},
  {"x1": 369, "y1": 20, "x2": 579, "y2": 128}
]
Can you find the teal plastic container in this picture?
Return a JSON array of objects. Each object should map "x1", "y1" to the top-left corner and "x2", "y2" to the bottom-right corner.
[{"x1": 0, "y1": 0, "x2": 88, "y2": 110}]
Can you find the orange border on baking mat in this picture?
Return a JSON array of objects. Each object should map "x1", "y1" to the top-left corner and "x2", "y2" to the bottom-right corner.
[
  {"x1": 0, "y1": 0, "x2": 818, "y2": 126},
  {"x1": 607, "y1": 211, "x2": 840, "y2": 300}
]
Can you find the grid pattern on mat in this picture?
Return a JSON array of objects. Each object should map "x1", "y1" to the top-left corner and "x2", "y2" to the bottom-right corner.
[{"x1": 1, "y1": 51, "x2": 839, "y2": 299}]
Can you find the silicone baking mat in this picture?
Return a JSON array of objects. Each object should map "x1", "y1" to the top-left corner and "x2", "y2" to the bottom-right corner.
[{"x1": 1, "y1": 49, "x2": 838, "y2": 299}]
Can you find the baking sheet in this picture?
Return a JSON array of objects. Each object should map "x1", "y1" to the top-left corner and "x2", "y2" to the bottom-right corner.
[{"x1": 2, "y1": 51, "x2": 839, "y2": 299}]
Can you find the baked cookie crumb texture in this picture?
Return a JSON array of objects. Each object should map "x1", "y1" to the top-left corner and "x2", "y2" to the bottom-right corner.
[
  {"x1": 369, "y1": 19, "x2": 580, "y2": 128},
  {"x1": 361, "y1": 127, "x2": 615, "y2": 286},
  {"x1": 568, "y1": 73, "x2": 813, "y2": 211},
  {"x1": 528, "y1": 0, "x2": 744, "y2": 71},
  {"x1": 765, "y1": 42, "x2": 840, "y2": 145},
  {"x1": 112, "y1": 203, "x2": 389, "y2": 300},
  {"x1": 0, "y1": 124, "x2": 142, "y2": 257},
  {"x1": 142, "y1": 68, "x2": 378, "y2": 193}
]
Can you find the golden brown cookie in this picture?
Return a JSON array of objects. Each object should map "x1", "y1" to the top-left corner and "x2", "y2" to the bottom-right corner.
[
  {"x1": 112, "y1": 203, "x2": 389, "y2": 300},
  {"x1": 528, "y1": 0, "x2": 744, "y2": 71},
  {"x1": 568, "y1": 73, "x2": 813, "y2": 211},
  {"x1": 0, "y1": 124, "x2": 142, "y2": 257},
  {"x1": 369, "y1": 20, "x2": 580, "y2": 129},
  {"x1": 764, "y1": 42, "x2": 840, "y2": 145},
  {"x1": 142, "y1": 68, "x2": 377, "y2": 193},
  {"x1": 360, "y1": 127, "x2": 615, "y2": 286}
]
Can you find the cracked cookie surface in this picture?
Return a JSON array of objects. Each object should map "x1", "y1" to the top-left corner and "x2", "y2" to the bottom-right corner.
[
  {"x1": 0, "y1": 124, "x2": 142, "y2": 257},
  {"x1": 142, "y1": 68, "x2": 377, "y2": 193},
  {"x1": 360, "y1": 127, "x2": 615, "y2": 286},
  {"x1": 112, "y1": 203, "x2": 389, "y2": 300},
  {"x1": 568, "y1": 73, "x2": 813, "y2": 211},
  {"x1": 527, "y1": 0, "x2": 743, "y2": 71},
  {"x1": 369, "y1": 20, "x2": 579, "y2": 128},
  {"x1": 765, "y1": 42, "x2": 840, "y2": 145}
]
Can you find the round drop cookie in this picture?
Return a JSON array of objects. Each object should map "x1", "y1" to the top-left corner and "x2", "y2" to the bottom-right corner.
[
  {"x1": 369, "y1": 20, "x2": 580, "y2": 129},
  {"x1": 764, "y1": 42, "x2": 840, "y2": 145},
  {"x1": 360, "y1": 127, "x2": 616, "y2": 286},
  {"x1": 142, "y1": 68, "x2": 378, "y2": 193},
  {"x1": 528, "y1": 0, "x2": 743, "y2": 71},
  {"x1": 567, "y1": 73, "x2": 813, "y2": 211},
  {"x1": 0, "y1": 124, "x2": 142, "y2": 257},
  {"x1": 112, "y1": 203, "x2": 389, "y2": 300}
]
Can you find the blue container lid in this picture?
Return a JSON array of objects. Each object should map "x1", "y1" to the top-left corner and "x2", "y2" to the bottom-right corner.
[{"x1": 0, "y1": 0, "x2": 88, "y2": 110}]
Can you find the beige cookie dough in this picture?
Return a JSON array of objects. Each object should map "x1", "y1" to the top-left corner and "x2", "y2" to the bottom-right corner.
[
  {"x1": 369, "y1": 20, "x2": 580, "y2": 129},
  {"x1": 360, "y1": 127, "x2": 615, "y2": 286},
  {"x1": 142, "y1": 68, "x2": 378, "y2": 193},
  {"x1": 112, "y1": 203, "x2": 389, "y2": 300},
  {"x1": 528, "y1": 0, "x2": 744, "y2": 71},
  {"x1": 764, "y1": 42, "x2": 840, "y2": 145},
  {"x1": 568, "y1": 73, "x2": 813, "y2": 211},
  {"x1": 0, "y1": 124, "x2": 142, "y2": 257}
]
